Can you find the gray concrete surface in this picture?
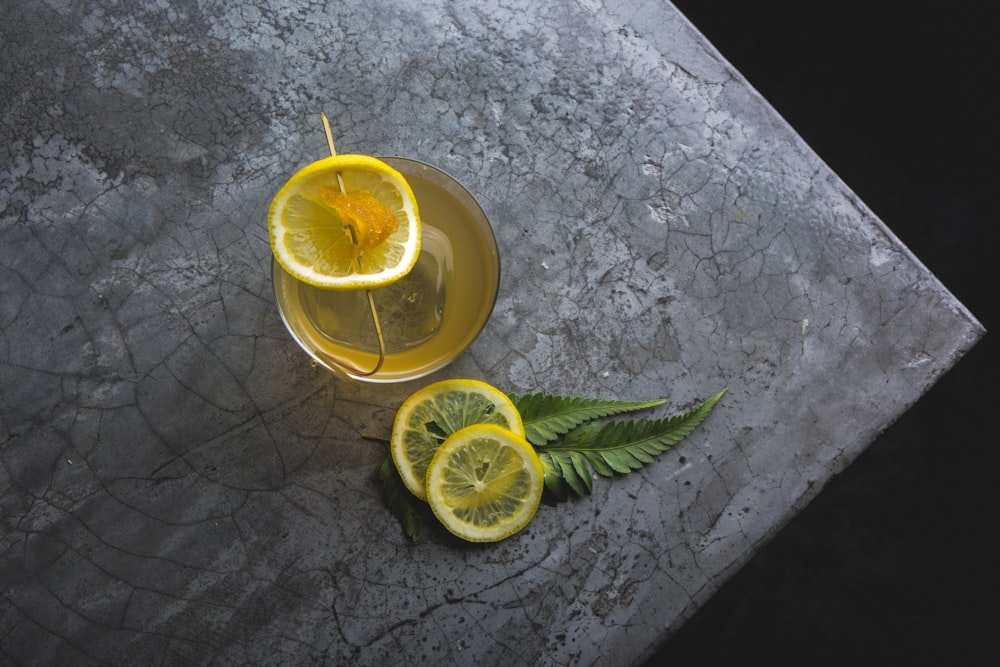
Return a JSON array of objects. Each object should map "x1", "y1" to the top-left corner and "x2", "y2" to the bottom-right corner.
[{"x1": 0, "y1": 1, "x2": 984, "y2": 665}]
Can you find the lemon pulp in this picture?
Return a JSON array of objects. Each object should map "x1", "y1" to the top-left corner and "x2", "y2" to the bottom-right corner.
[
  {"x1": 269, "y1": 154, "x2": 421, "y2": 290},
  {"x1": 319, "y1": 187, "x2": 399, "y2": 255},
  {"x1": 425, "y1": 423, "x2": 543, "y2": 542},
  {"x1": 390, "y1": 379, "x2": 524, "y2": 500}
]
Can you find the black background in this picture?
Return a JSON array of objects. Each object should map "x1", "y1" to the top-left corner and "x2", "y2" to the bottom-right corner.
[{"x1": 646, "y1": 1, "x2": 995, "y2": 664}]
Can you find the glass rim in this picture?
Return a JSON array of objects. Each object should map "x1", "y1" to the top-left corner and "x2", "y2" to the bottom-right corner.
[{"x1": 271, "y1": 156, "x2": 501, "y2": 383}]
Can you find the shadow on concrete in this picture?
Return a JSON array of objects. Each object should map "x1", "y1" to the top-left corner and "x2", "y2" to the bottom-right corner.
[{"x1": 647, "y1": 1, "x2": 995, "y2": 663}]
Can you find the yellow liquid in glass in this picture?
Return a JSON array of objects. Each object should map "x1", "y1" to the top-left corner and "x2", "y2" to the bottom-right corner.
[{"x1": 272, "y1": 158, "x2": 500, "y2": 382}]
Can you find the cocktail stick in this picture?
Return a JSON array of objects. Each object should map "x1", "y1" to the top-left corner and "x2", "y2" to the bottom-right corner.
[{"x1": 315, "y1": 112, "x2": 387, "y2": 378}]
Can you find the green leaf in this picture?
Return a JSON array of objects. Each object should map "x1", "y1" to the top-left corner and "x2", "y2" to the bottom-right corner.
[
  {"x1": 538, "y1": 452, "x2": 571, "y2": 501},
  {"x1": 555, "y1": 451, "x2": 591, "y2": 496},
  {"x1": 376, "y1": 386, "x2": 727, "y2": 529},
  {"x1": 541, "y1": 388, "x2": 727, "y2": 499},
  {"x1": 377, "y1": 456, "x2": 422, "y2": 541},
  {"x1": 509, "y1": 392, "x2": 666, "y2": 447}
]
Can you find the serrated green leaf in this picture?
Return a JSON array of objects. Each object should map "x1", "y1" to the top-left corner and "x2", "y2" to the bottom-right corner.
[
  {"x1": 377, "y1": 456, "x2": 422, "y2": 542},
  {"x1": 584, "y1": 452, "x2": 615, "y2": 477},
  {"x1": 569, "y1": 451, "x2": 593, "y2": 493},
  {"x1": 538, "y1": 452, "x2": 570, "y2": 501},
  {"x1": 510, "y1": 392, "x2": 666, "y2": 446},
  {"x1": 540, "y1": 388, "x2": 727, "y2": 499},
  {"x1": 554, "y1": 452, "x2": 591, "y2": 497}
]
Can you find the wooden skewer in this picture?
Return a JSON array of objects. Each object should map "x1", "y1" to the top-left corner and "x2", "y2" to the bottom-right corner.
[
  {"x1": 321, "y1": 113, "x2": 348, "y2": 195},
  {"x1": 316, "y1": 112, "x2": 387, "y2": 378}
]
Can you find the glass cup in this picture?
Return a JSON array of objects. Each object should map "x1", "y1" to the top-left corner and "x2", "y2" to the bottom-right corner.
[{"x1": 272, "y1": 157, "x2": 500, "y2": 382}]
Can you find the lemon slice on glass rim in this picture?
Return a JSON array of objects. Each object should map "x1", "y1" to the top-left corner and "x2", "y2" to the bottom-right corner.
[
  {"x1": 425, "y1": 423, "x2": 544, "y2": 543},
  {"x1": 268, "y1": 153, "x2": 421, "y2": 290},
  {"x1": 390, "y1": 379, "x2": 525, "y2": 501}
]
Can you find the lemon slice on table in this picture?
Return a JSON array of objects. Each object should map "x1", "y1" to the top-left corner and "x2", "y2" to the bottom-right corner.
[
  {"x1": 268, "y1": 154, "x2": 421, "y2": 290},
  {"x1": 426, "y1": 423, "x2": 544, "y2": 542},
  {"x1": 391, "y1": 379, "x2": 525, "y2": 501}
]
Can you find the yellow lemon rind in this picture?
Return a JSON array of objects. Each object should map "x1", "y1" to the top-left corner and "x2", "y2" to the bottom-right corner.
[
  {"x1": 268, "y1": 154, "x2": 421, "y2": 290},
  {"x1": 390, "y1": 379, "x2": 525, "y2": 501},
  {"x1": 425, "y1": 423, "x2": 544, "y2": 543}
]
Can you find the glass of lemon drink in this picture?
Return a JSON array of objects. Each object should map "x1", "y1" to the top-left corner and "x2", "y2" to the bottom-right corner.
[{"x1": 269, "y1": 116, "x2": 500, "y2": 382}]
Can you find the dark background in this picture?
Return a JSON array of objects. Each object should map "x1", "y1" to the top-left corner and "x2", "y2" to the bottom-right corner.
[{"x1": 646, "y1": 1, "x2": 995, "y2": 664}]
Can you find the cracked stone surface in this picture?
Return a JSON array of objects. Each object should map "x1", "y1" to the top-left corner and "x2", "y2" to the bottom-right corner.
[{"x1": 0, "y1": 0, "x2": 984, "y2": 665}]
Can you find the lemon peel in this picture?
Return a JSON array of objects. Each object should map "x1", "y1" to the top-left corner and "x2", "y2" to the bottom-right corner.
[
  {"x1": 390, "y1": 379, "x2": 524, "y2": 501},
  {"x1": 268, "y1": 154, "x2": 420, "y2": 290},
  {"x1": 425, "y1": 423, "x2": 544, "y2": 543}
]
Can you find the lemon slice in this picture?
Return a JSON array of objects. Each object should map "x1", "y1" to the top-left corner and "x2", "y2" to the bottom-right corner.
[
  {"x1": 391, "y1": 379, "x2": 524, "y2": 501},
  {"x1": 426, "y1": 423, "x2": 544, "y2": 542},
  {"x1": 268, "y1": 154, "x2": 421, "y2": 290}
]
